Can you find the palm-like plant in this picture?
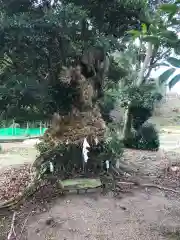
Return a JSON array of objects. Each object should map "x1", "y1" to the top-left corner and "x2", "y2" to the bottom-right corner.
[
  {"x1": 120, "y1": 1, "x2": 180, "y2": 140},
  {"x1": 158, "y1": 57, "x2": 180, "y2": 90}
]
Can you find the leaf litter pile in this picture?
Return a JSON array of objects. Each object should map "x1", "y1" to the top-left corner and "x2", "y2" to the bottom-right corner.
[{"x1": 0, "y1": 164, "x2": 33, "y2": 203}]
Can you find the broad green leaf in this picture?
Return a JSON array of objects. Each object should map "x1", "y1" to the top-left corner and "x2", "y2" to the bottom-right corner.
[
  {"x1": 127, "y1": 30, "x2": 141, "y2": 38},
  {"x1": 160, "y1": 30, "x2": 178, "y2": 41},
  {"x1": 166, "y1": 39, "x2": 180, "y2": 48},
  {"x1": 169, "y1": 74, "x2": 180, "y2": 89},
  {"x1": 174, "y1": 44, "x2": 180, "y2": 55},
  {"x1": 149, "y1": 25, "x2": 158, "y2": 35},
  {"x1": 158, "y1": 68, "x2": 176, "y2": 84},
  {"x1": 167, "y1": 57, "x2": 180, "y2": 68},
  {"x1": 142, "y1": 36, "x2": 160, "y2": 44},
  {"x1": 154, "y1": 62, "x2": 170, "y2": 67},
  {"x1": 169, "y1": 18, "x2": 180, "y2": 27},
  {"x1": 159, "y1": 3, "x2": 178, "y2": 13}
]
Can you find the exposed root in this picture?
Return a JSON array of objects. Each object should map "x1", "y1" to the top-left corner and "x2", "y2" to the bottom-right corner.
[
  {"x1": 140, "y1": 183, "x2": 180, "y2": 193},
  {"x1": 116, "y1": 181, "x2": 180, "y2": 194},
  {"x1": 18, "y1": 212, "x2": 31, "y2": 240},
  {"x1": 7, "y1": 212, "x2": 16, "y2": 240},
  {"x1": 1, "y1": 173, "x2": 179, "y2": 211}
]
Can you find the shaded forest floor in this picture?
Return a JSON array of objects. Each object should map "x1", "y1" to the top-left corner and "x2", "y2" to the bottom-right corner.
[{"x1": 1, "y1": 93, "x2": 180, "y2": 240}]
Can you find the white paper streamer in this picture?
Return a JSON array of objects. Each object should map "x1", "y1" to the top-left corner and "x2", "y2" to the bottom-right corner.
[
  {"x1": 105, "y1": 160, "x2": 110, "y2": 170},
  {"x1": 94, "y1": 137, "x2": 98, "y2": 145},
  {"x1": 49, "y1": 162, "x2": 54, "y2": 172},
  {"x1": 82, "y1": 138, "x2": 90, "y2": 163}
]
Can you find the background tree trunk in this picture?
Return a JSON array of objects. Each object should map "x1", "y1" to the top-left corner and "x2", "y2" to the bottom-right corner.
[{"x1": 123, "y1": 42, "x2": 153, "y2": 140}]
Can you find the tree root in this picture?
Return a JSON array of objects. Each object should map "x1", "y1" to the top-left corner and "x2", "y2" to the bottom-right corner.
[
  {"x1": 116, "y1": 181, "x2": 180, "y2": 194},
  {"x1": 140, "y1": 183, "x2": 180, "y2": 193},
  {"x1": 7, "y1": 212, "x2": 16, "y2": 239},
  {"x1": 0, "y1": 179, "x2": 103, "y2": 210},
  {"x1": 1, "y1": 178, "x2": 179, "y2": 211}
]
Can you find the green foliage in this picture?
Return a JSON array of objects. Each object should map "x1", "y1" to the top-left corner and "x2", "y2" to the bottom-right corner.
[
  {"x1": 103, "y1": 124, "x2": 124, "y2": 162},
  {"x1": 35, "y1": 123, "x2": 124, "y2": 179},
  {"x1": 124, "y1": 122, "x2": 159, "y2": 151},
  {"x1": 167, "y1": 57, "x2": 180, "y2": 68},
  {"x1": 169, "y1": 74, "x2": 180, "y2": 89},
  {"x1": 158, "y1": 57, "x2": 180, "y2": 89},
  {"x1": 128, "y1": 1, "x2": 180, "y2": 51},
  {"x1": 159, "y1": 3, "x2": 179, "y2": 13},
  {"x1": 0, "y1": 0, "x2": 147, "y2": 121},
  {"x1": 61, "y1": 0, "x2": 147, "y2": 38},
  {"x1": 100, "y1": 57, "x2": 129, "y2": 123},
  {"x1": 158, "y1": 68, "x2": 176, "y2": 84},
  {"x1": 99, "y1": 88, "x2": 118, "y2": 123},
  {"x1": 120, "y1": 83, "x2": 162, "y2": 111},
  {"x1": 36, "y1": 141, "x2": 54, "y2": 155}
]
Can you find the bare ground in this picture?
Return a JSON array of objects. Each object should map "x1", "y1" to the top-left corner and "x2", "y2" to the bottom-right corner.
[
  {"x1": 1, "y1": 149, "x2": 180, "y2": 240},
  {"x1": 2, "y1": 93, "x2": 180, "y2": 240}
]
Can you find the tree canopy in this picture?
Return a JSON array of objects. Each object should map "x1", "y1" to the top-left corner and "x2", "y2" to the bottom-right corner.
[
  {"x1": 0, "y1": 0, "x2": 179, "y2": 122},
  {"x1": 0, "y1": 0, "x2": 149, "y2": 121}
]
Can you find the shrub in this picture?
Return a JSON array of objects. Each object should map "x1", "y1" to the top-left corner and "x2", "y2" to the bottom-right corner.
[
  {"x1": 123, "y1": 123, "x2": 159, "y2": 151},
  {"x1": 137, "y1": 122, "x2": 159, "y2": 150}
]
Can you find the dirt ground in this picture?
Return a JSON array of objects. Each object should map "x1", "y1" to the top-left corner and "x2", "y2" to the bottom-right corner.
[
  {"x1": 1, "y1": 93, "x2": 180, "y2": 240},
  {"x1": 15, "y1": 189, "x2": 180, "y2": 240},
  {"x1": 1, "y1": 149, "x2": 180, "y2": 240}
]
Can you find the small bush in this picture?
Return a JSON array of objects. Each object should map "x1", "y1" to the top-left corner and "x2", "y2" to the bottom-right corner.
[
  {"x1": 123, "y1": 123, "x2": 159, "y2": 151},
  {"x1": 130, "y1": 105, "x2": 153, "y2": 130},
  {"x1": 138, "y1": 122, "x2": 159, "y2": 150}
]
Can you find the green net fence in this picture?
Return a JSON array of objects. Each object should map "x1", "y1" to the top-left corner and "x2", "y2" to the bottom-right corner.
[{"x1": 0, "y1": 128, "x2": 47, "y2": 137}]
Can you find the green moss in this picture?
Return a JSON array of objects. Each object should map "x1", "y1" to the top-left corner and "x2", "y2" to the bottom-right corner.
[{"x1": 61, "y1": 178, "x2": 101, "y2": 189}]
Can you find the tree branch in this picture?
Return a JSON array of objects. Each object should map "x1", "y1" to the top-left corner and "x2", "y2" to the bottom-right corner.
[
  {"x1": 137, "y1": 42, "x2": 153, "y2": 86},
  {"x1": 145, "y1": 48, "x2": 171, "y2": 79}
]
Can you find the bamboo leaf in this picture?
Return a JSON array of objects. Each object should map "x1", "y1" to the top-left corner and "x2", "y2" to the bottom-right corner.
[
  {"x1": 169, "y1": 74, "x2": 180, "y2": 89},
  {"x1": 174, "y1": 43, "x2": 180, "y2": 55},
  {"x1": 159, "y1": 3, "x2": 178, "y2": 13},
  {"x1": 127, "y1": 30, "x2": 141, "y2": 38},
  {"x1": 158, "y1": 68, "x2": 176, "y2": 84},
  {"x1": 142, "y1": 36, "x2": 160, "y2": 44},
  {"x1": 169, "y1": 18, "x2": 180, "y2": 26},
  {"x1": 155, "y1": 62, "x2": 170, "y2": 67},
  {"x1": 160, "y1": 30, "x2": 178, "y2": 41},
  {"x1": 167, "y1": 57, "x2": 180, "y2": 68}
]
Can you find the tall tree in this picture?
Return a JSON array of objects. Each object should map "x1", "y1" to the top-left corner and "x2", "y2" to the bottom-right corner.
[
  {"x1": 119, "y1": 1, "x2": 180, "y2": 142},
  {"x1": 0, "y1": 0, "x2": 148, "y2": 121}
]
